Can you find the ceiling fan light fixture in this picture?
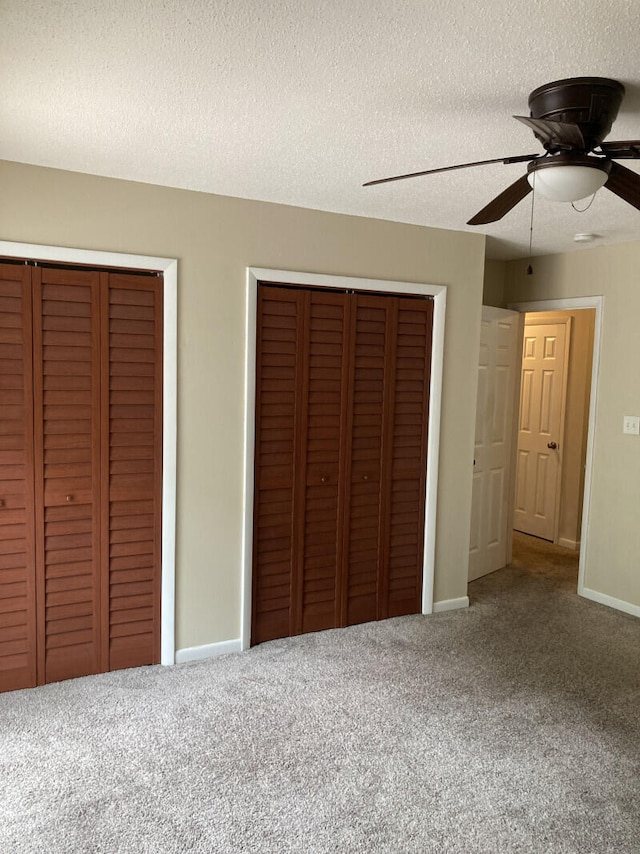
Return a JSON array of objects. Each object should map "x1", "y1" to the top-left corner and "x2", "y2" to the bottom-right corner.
[
  {"x1": 366, "y1": 77, "x2": 640, "y2": 226},
  {"x1": 527, "y1": 156, "x2": 610, "y2": 202}
]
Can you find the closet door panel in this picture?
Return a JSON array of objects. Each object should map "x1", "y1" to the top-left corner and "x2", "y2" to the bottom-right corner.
[
  {"x1": 34, "y1": 267, "x2": 102, "y2": 684},
  {"x1": 252, "y1": 287, "x2": 302, "y2": 644},
  {"x1": 105, "y1": 274, "x2": 162, "y2": 671},
  {"x1": 299, "y1": 292, "x2": 350, "y2": 634},
  {"x1": 344, "y1": 297, "x2": 390, "y2": 626},
  {"x1": 385, "y1": 299, "x2": 432, "y2": 617},
  {"x1": 0, "y1": 264, "x2": 36, "y2": 692}
]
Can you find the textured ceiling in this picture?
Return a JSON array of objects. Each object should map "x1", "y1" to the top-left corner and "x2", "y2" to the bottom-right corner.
[{"x1": 2, "y1": 0, "x2": 640, "y2": 260}]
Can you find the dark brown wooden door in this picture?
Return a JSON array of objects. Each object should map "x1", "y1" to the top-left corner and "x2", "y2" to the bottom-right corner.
[
  {"x1": 252, "y1": 287, "x2": 354, "y2": 643},
  {"x1": 0, "y1": 262, "x2": 162, "y2": 693},
  {"x1": 0, "y1": 264, "x2": 37, "y2": 691},
  {"x1": 345, "y1": 294, "x2": 397, "y2": 625},
  {"x1": 343, "y1": 295, "x2": 390, "y2": 626},
  {"x1": 383, "y1": 296, "x2": 432, "y2": 617},
  {"x1": 252, "y1": 284, "x2": 433, "y2": 645},
  {"x1": 340, "y1": 294, "x2": 433, "y2": 625},
  {"x1": 32, "y1": 266, "x2": 103, "y2": 684},
  {"x1": 252, "y1": 286, "x2": 301, "y2": 644},
  {"x1": 104, "y1": 273, "x2": 162, "y2": 672},
  {"x1": 298, "y1": 290, "x2": 352, "y2": 634}
]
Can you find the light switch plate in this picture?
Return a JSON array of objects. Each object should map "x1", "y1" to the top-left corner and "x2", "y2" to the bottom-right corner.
[{"x1": 623, "y1": 415, "x2": 640, "y2": 435}]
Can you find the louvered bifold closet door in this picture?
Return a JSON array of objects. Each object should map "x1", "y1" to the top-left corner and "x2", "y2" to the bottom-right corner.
[
  {"x1": 0, "y1": 264, "x2": 37, "y2": 692},
  {"x1": 104, "y1": 274, "x2": 162, "y2": 671},
  {"x1": 385, "y1": 297, "x2": 432, "y2": 617},
  {"x1": 344, "y1": 294, "x2": 433, "y2": 624},
  {"x1": 252, "y1": 286, "x2": 303, "y2": 644},
  {"x1": 343, "y1": 294, "x2": 392, "y2": 626},
  {"x1": 299, "y1": 291, "x2": 350, "y2": 634},
  {"x1": 32, "y1": 266, "x2": 102, "y2": 684},
  {"x1": 252, "y1": 287, "x2": 351, "y2": 643},
  {"x1": 253, "y1": 286, "x2": 433, "y2": 645}
]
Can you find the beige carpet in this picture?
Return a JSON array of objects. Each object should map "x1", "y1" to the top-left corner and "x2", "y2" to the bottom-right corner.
[{"x1": 1, "y1": 536, "x2": 639, "y2": 853}]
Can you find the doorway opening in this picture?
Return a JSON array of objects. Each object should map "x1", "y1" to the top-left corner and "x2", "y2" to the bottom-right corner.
[
  {"x1": 510, "y1": 297, "x2": 602, "y2": 600},
  {"x1": 514, "y1": 308, "x2": 595, "y2": 550},
  {"x1": 469, "y1": 296, "x2": 602, "y2": 603}
]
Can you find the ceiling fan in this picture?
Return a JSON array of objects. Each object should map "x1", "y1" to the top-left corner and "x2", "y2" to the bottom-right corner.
[{"x1": 364, "y1": 77, "x2": 640, "y2": 225}]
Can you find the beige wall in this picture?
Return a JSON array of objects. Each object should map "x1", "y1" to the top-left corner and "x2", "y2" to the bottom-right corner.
[
  {"x1": 558, "y1": 309, "x2": 594, "y2": 548},
  {"x1": 0, "y1": 160, "x2": 486, "y2": 650},
  {"x1": 505, "y1": 242, "x2": 640, "y2": 609},
  {"x1": 482, "y1": 258, "x2": 507, "y2": 307}
]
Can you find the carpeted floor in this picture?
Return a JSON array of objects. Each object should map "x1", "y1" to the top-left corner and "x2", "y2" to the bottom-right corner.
[{"x1": 1, "y1": 534, "x2": 639, "y2": 853}]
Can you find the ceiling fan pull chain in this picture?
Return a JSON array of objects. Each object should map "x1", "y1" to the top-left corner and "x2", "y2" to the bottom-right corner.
[
  {"x1": 526, "y1": 171, "x2": 536, "y2": 274},
  {"x1": 571, "y1": 193, "x2": 597, "y2": 212}
]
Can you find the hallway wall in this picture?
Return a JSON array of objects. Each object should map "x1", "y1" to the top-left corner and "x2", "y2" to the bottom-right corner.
[{"x1": 505, "y1": 241, "x2": 640, "y2": 614}]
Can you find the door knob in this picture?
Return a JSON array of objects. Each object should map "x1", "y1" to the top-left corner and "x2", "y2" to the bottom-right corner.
[
  {"x1": 363, "y1": 474, "x2": 369, "y2": 481},
  {"x1": 66, "y1": 494, "x2": 74, "y2": 502},
  {"x1": 320, "y1": 477, "x2": 327, "y2": 483},
  {"x1": 547, "y1": 441, "x2": 558, "y2": 450}
]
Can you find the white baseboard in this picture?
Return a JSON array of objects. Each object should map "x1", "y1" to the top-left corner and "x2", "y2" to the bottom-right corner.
[
  {"x1": 433, "y1": 596, "x2": 470, "y2": 613},
  {"x1": 580, "y1": 587, "x2": 640, "y2": 620},
  {"x1": 175, "y1": 638, "x2": 242, "y2": 664},
  {"x1": 558, "y1": 537, "x2": 580, "y2": 550}
]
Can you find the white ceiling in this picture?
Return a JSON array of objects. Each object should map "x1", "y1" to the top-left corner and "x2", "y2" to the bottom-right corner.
[{"x1": 2, "y1": 0, "x2": 640, "y2": 260}]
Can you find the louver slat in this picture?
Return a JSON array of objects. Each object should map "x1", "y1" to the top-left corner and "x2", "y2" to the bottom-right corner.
[
  {"x1": 0, "y1": 264, "x2": 36, "y2": 692},
  {"x1": 34, "y1": 267, "x2": 102, "y2": 684},
  {"x1": 105, "y1": 275, "x2": 162, "y2": 671}
]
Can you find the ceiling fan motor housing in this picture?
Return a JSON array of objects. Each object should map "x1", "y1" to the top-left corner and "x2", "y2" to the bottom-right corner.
[{"x1": 528, "y1": 77, "x2": 625, "y2": 151}]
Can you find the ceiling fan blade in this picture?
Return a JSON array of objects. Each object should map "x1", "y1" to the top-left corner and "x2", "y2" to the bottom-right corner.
[
  {"x1": 604, "y1": 161, "x2": 640, "y2": 211},
  {"x1": 598, "y1": 140, "x2": 640, "y2": 159},
  {"x1": 467, "y1": 174, "x2": 532, "y2": 225},
  {"x1": 363, "y1": 153, "x2": 539, "y2": 187},
  {"x1": 513, "y1": 116, "x2": 585, "y2": 149}
]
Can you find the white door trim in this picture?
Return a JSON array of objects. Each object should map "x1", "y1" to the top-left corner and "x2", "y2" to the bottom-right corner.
[
  {"x1": 0, "y1": 240, "x2": 177, "y2": 665},
  {"x1": 242, "y1": 268, "x2": 447, "y2": 650},
  {"x1": 508, "y1": 295, "x2": 603, "y2": 599}
]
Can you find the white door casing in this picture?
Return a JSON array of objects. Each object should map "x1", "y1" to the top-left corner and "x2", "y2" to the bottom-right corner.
[
  {"x1": 514, "y1": 316, "x2": 571, "y2": 542},
  {"x1": 469, "y1": 306, "x2": 521, "y2": 581}
]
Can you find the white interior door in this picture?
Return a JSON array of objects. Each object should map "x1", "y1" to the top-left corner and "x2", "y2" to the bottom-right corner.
[
  {"x1": 514, "y1": 318, "x2": 570, "y2": 541},
  {"x1": 469, "y1": 306, "x2": 520, "y2": 581}
]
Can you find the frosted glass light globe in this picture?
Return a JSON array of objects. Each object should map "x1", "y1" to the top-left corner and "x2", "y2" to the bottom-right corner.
[{"x1": 527, "y1": 165, "x2": 608, "y2": 202}]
